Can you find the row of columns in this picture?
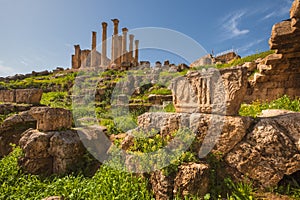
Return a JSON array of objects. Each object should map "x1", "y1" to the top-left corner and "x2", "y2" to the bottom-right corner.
[
  {"x1": 109, "y1": 19, "x2": 139, "y2": 66},
  {"x1": 72, "y1": 19, "x2": 139, "y2": 69}
]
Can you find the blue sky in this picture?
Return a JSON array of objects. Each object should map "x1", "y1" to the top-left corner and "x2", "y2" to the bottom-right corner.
[{"x1": 0, "y1": 0, "x2": 293, "y2": 77}]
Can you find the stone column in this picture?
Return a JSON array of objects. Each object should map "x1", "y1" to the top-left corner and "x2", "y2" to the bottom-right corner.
[
  {"x1": 92, "y1": 31, "x2": 97, "y2": 51},
  {"x1": 129, "y1": 34, "x2": 134, "y2": 63},
  {"x1": 101, "y1": 22, "x2": 108, "y2": 67},
  {"x1": 111, "y1": 19, "x2": 119, "y2": 64},
  {"x1": 91, "y1": 31, "x2": 97, "y2": 67},
  {"x1": 112, "y1": 18, "x2": 119, "y2": 35},
  {"x1": 121, "y1": 27, "x2": 128, "y2": 63},
  {"x1": 71, "y1": 55, "x2": 75, "y2": 69},
  {"x1": 73, "y1": 45, "x2": 81, "y2": 69},
  {"x1": 117, "y1": 35, "x2": 122, "y2": 65},
  {"x1": 134, "y1": 40, "x2": 139, "y2": 65}
]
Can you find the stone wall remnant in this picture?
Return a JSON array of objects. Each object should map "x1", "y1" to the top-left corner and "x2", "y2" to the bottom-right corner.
[
  {"x1": 170, "y1": 66, "x2": 247, "y2": 115},
  {"x1": 244, "y1": 0, "x2": 300, "y2": 102},
  {"x1": 15, "y1": 89, "x2": 43, "y2": 104},
  {"x1": 0, "y1": 89, "x2": 42, "y2": 104}
]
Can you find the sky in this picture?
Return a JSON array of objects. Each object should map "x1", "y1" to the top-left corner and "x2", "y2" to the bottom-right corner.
[{"x1": 0, "y1": 0, "x2": 293, "y2": 77}]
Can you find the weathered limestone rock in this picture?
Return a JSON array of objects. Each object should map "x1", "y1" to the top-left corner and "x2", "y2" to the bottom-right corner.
[
  {"x1": 30, "y1": 107, "x2": 72, "y2": 132},
  {"x1": 190, "y1": 54, "x2": 213, "y2": 68},
  {"x1": 168, "y1": 66, "x2": 178, "y2": 73},
  {"x1": 173, "y1": 162, "x2": 210, "y2": 198},
  {"x1": 245, "y1": 0, "x2": 300, "y2": 102},
  {"x1": 20, "y1": 129, "x2": 54, "y2": 158},
  {"x1": 242, "y1": 62, "x2": 257, "y2": 72},
  {"x1": 178, "y1": 63, "x2": 189, "y2": 72},
  {"x1": 15, "y1": 89, "x2": 43, "y2": 104},
  {"x1": 259, "y1": 109, "x2": 296, "y2": 117},
  {"x1": 0, "y1": 103, "x2": 32, "y2": 114},
  {"x1": 19, "y1": 129, "x2": 54, "y2": 175},
  {"x1": 291, "y1": 0, "x2": 300, "y2": 19},
  {"x1": 214, "y1": 52, "x2": 240, "y2": 64},
  {"x1": 19, "y1": 129, "x2": 88, "y2": 175},
  {"x1": 170, "y1": 67, "x2": 247, "y2": 115},
  {"x1": 137, "y1": 112, "x2": 253, "y2": 156},
  {"x1": 0, "y1": 111, "x2": 36, "y2": 157},
  {"x1": 149, "y1": 162, "x2": 210, "y2": 200},
  {"x1": 49, "y1": 131, "x2": 85, "y2": 173},
  {"x1": 225, "y1": 113, "x2": 300, "y2": 188},
  {"x1": 150, "y1": 170, "x2": 175, "y2": 200}
]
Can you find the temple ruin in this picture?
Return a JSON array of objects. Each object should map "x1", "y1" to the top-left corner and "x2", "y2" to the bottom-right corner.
[{"x1": 71, "y1": 19, "x2": 139, "y2": 69}]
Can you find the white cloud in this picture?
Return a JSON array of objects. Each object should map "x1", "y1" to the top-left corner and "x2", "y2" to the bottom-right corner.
[
  {"x1": 222, "y1": 11, "x2": 250, "y2": 40},
  {"x1": 263, "y1": 0, "x2": 293, "y2": 20}
]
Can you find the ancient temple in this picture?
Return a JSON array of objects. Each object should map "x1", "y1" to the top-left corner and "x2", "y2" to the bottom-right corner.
[{"x1": 71, "y1": 19, "x2": 139, "y2": 69}]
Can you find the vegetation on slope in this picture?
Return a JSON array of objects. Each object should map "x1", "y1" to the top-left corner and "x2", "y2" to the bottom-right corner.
[
  {"x1": 0, "y1": 72, "x2": 77, "y2": 91},
  {"x1": 216, "y1": 50, "x2": 275, "y2": 69},
  {"x1": 239, "y1": 95, "x2": 300, "y2": 117}
]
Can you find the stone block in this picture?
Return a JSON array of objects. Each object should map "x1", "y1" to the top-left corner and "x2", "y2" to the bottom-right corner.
[
  {"x1": 30, "y1": 107, "x2": 72, "y2": 132},
  {"x1": 170, "y1": 67, "x2": 247, "y2": 115},
  {"x1": 15, "y1": 89, "x2": 43, "y2": 104},
  {"x1": 0, "y1": 90, "x2": 15, "y2": 102}
]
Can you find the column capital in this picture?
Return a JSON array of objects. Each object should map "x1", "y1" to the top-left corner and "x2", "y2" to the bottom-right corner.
[
  {"x1": 102, "y1": 22, "x2": 108, "y2": 28},
  {"x1": 111, "y1": 18, "x2": 119, "y2": 24},
  {"x1": 129, "y1": 34, "x2": 134, "y2": 39},
  {"x1": 122, "y1": 27, "x2": 128, "y2": 32}
]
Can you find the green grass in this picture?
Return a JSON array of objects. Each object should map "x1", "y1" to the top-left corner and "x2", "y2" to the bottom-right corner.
[
  {"x1": 0, "y1": 72, "x2": 77, "y2": 91},
  {"x1": 164, "y1": 102, "x2": 176, "y2": 113},
  {"x1": 0, "y1": 146, "x2": 153, "y2": 200},
  {"x1": 40, "y1": 91, "x2": 71, "y2": 109},
  {"x1": 216, "y1": 50, "x2": 275, "y2": 69},
  {"x1": 149, "y1": 88, "x2": 172, "y2": 95},
  {"x1": 239, "y1": 95, "x2": 300, "y2": 117}
]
